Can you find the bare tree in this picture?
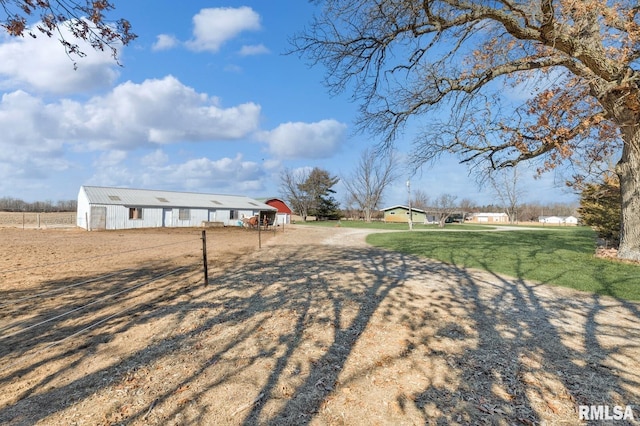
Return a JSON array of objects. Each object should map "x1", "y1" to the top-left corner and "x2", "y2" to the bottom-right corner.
[
  {"x1": 489, "y1": 167, "x2": 526, "y2": 224},
  {"x1": 411, "y1": 189, "x2": 429, "y2": 212},
  {"x1": 342, "y1": 148, "x2": 399, "y2": 222},
  {"x1": 280, "y1": 168, "x2": 312, "y2": 222},
  {"x1": 433, "y1": 194, "x2": 459, "y2": 228},
  {"x1": 292, "y1": 0, "x2": 640, "y2": 260},
  {"x1": 458, "y1": 198, "x2": 476, "y2": 222}
]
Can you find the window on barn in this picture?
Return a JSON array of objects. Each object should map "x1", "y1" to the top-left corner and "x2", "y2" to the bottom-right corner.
[
  {"x1": 129, "y1": 208, "x2": 143, "y2": 220},
  {"x1": 179, "y1": 208, "x2": 190, "y2": 220},
  {"x1": 230, "y1": 210, "x2": 237, "y2": 220}
]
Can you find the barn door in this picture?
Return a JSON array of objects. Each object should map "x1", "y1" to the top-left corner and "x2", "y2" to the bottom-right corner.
[
  {"x1": 163, "y1": 209, "x2": 173, "y2": 227},
  {"x1": 90, "y1": 206, "x2": 106, "y2": 230}
]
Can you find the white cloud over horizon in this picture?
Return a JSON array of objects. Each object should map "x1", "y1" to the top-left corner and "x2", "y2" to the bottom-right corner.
[
  {"x1": 85, "y1": 152, "x2": 266, "y2": 194},
  {"x1": 0, "y1": 76, "x2": 262, "y2": 152},
  {"x1": 258, "y1": 119, "x2": 348, "y2": 160},
  {"x1": 80, "y1": 76, "x2": 262, "y2": 148}
]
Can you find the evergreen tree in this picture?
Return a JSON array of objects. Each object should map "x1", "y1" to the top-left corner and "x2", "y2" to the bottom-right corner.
[
  {"x1": 299, "y1": 168, "x2": 340, "y2": 220},
  {"x1": 578, "y1": 175, "x2": 621, "y2": 247}
]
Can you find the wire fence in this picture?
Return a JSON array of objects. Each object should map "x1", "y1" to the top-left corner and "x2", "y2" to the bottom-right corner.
[
  {"x1": 0, "y1": 232, "x2": 207, "y2": 376},
  {"x1": 0, "y1": 212, "x2": 76, "y2": 229}
]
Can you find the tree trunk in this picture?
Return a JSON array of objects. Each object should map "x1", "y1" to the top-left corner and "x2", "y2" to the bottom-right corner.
[
  {"x1": 616, "y1": 136, "x2": 640, "y2": 261},
  {"x1": 364, "y1": 207, "x2": 372, "y2": 223}
]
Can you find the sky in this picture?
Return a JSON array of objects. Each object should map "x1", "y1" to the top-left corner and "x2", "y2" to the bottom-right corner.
[{"x1": 0, "y1": 1, "x2": 579, "y2": 208}]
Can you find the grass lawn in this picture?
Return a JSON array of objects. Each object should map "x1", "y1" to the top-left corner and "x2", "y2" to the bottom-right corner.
[
  {"x1": 366, "y1": 227, "x2": 640, "y2": 301},
  {"x1": 295, "y1": 220, "x2": 491, "y2": 231}
]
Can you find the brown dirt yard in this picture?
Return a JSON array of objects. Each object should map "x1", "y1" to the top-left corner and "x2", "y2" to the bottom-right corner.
[{"x1": 1, "y1": 225, "x2": 639, "y2": 425}]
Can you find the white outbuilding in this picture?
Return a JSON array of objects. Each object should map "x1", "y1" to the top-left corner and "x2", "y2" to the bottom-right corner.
[
  {"x1": 538, "y1": 215, "x2": 579, "y2": 226},
  {"x1": 76, "y1": 186, "x2": 277, "y2": 230}
]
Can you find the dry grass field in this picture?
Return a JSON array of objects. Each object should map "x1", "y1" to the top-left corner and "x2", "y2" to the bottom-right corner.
[{"x1": 1, "y1": 225, "x2": 639, "y2": 425}]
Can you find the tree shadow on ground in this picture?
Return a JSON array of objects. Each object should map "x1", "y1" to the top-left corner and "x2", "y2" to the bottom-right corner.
[
  {"x1": 1, "y1": 242, "x2": 639, "y2": 425},
  {"x1": 408, "y1": 250, "x2": 640, "y2": 424}
]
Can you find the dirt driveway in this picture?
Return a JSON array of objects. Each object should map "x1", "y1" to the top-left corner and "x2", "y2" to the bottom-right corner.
[{"x1": 1, "y1": 225, "x2": 639, "y2": 425}]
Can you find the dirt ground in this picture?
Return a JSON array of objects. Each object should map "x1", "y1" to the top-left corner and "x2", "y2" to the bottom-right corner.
[{"x1": 1, "y1": 225, "x2": 639, "y2": 425}]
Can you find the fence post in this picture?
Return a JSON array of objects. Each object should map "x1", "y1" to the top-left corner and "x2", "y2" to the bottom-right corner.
[
  {"x1": 258, "y1": 211, "x2": 262, "y2": 249},
  {"x1": 201, "y1": 230, "x2": 209, "y2": 285}
]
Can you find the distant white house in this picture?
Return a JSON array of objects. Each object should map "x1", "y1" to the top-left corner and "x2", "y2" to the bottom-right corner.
[
  {"x1": 77, "y1": 186, "x2": 276, "y2": 231},
  {"x1": 538, "y1": 215, "x2": 579, "y2": 226},
  {"x1": 468, "y1": 212, "x2": 509, "y2": 223}
]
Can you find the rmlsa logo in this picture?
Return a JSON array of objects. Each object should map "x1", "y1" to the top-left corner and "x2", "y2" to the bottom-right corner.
[{"x1": 579, "y1": 405, "x2": 635, "y2": 421}]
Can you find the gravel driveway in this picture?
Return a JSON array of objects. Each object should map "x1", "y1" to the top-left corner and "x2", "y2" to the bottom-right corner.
[{"x1": 2, "y1": 225, "x2": 638, "y2": 425}]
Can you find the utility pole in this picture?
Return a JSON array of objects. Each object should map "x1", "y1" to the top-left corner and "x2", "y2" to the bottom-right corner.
[{"x1": 407, "y1": 180, "x2": 413, "y2": 231}]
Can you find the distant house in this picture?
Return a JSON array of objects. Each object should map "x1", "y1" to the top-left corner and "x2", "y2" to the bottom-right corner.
[
  {"x1": 77, "y1": 186, "x2": 276, "y2": 231},
  {"x1": 255, "y1": 197, "x2": 292, "y2": 225},
  {"x1": 381, "y1": 205, "x2": 434, "y2": 224},
  {"x1": 538, "y1": 215, "x2": 579, "y2": 226},
  {"x1": 468, "y1": 212, "x2": 509, "y2": 223}
]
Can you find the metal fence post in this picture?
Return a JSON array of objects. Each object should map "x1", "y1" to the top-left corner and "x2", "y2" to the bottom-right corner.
[
  {"x1": 258, "y1": 211, "x2": 262, "y2": 249},
  {"x1": 201, "y1": 230, "x2": 209, "y2": 285}
]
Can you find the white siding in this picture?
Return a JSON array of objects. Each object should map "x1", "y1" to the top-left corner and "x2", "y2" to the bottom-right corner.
[
  {"x1": 76, "y1": 187, "x2": 90, "y2": 229},
  {"x1": 275, "y1": 213, "x2": 290, "y2": 225},
  {"x1": 76, "y1": 186, "x2": 277, "y2": 230}
]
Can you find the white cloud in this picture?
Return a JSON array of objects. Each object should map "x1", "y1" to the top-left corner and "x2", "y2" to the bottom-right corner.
[
  {"x1": 95, "y1": 150, "x2": 127, "y2": 167},
  {"x1": 186, "y1": 7, "x2": 261, "y2": 53},
  {"x1": 77, "y1": 75, "x2": 262, "y2": 149},
  {"x1": 0, "y1": 91, "x2": 71, "y2": 191},
  {"x1": 257, "y1": 119, "x2": 348, "y2": 159},
  {"x1": 0, "y1": 76, "x2": 263, "y2": 191},
  {"x1": 0, "y1": 23, "x2": 120, "y2": 95},
  {"x1": 141, "y1": 149, "x2": 169, "y2": 167},
  {"x1": 239, "y1": 44, "x2": 270, "y2": 56},
  {"x1": 0, "y1": 91, "x2": 65, "y2": 160},
  {"x1": 86, "y1": 153, "x2": 265, "y2": 194},
  {"x1": 263, "y1": 159, "x2": 281, "y2": 171},
  {"x1": 152, "y1": 34, "x2": 179, "y2": 51}
]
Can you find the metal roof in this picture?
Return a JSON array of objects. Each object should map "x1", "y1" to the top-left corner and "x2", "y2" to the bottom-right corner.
[
  {"x1": 80, "y1": 186, "x2": 277, "y2": 211},
  {"x1": 380, "y1": 205, "x2": 427, "y2": 213}
]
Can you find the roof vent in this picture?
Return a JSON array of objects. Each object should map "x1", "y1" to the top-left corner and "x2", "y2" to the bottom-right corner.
[
  {"x1": 108, "y1": 195, "x2": 121, "y2": 201},
  {"x1": 156, "y1": 197, "x2": 169, "y2": 202}
]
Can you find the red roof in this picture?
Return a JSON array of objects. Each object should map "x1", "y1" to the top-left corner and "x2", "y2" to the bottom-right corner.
[{"x1": 263, "y1": 198, "x2": 292, "y2": 214}]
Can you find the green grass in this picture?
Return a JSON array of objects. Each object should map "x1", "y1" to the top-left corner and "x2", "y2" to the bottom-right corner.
[
  {"x1": 295, "y1": 220, "x2": 491, "y2": 231},
  {"x1": 366, "y1": 227, "x2": 640, "y2": 301}
]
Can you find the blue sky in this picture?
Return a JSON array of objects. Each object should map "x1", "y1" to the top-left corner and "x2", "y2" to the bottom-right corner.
[{"x1": 0, "y1": 1, "x2": 578, "y2": 207}]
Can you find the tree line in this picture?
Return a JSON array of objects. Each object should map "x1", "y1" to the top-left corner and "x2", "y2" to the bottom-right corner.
[
  {"x1": 0, "y1": 197, "x2": 77, "y2": 212},
  {"x1": 280, "y1": 149, "x2": 579, "y2": 227}
]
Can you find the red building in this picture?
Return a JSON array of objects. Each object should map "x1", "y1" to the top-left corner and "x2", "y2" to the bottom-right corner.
[{"x1": 257, "y1": 198, "x2": 292, "y2": 225}]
